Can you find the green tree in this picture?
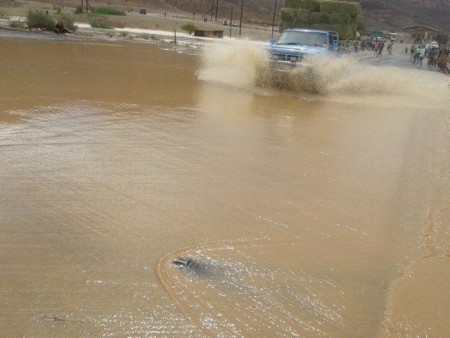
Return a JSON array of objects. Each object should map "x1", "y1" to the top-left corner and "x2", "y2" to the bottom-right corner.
[
  {"x1": 356, "y1": 18, "x2": 367, "y2": 32},
  {"x1": 181, "y1": 23, "x2": 197, "y2": 35}
]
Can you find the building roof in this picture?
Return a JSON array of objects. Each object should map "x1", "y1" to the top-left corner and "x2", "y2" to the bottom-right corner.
[{"x1": 402, "y1": 25, "x2": 438, "y2": 32}]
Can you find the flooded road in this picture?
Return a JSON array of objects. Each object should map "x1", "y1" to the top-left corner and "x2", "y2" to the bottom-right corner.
[{"x1": 1, "y1": 37, "x2": 449, "y2": 337}]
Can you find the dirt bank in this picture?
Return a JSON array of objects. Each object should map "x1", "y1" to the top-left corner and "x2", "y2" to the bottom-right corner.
[{"x1": 0, "y1": 0, "x2": 278, "y2": 42}]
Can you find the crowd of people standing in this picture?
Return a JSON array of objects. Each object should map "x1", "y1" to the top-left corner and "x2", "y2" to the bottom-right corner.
[
  {"x1": 344, "y1": 38, "x2": 394, "y2": 57},
  {"x1": 335, "y1": 37, "x2": 449, "y2": 74},
  {"x1": 347, "y1": 38, "x2": 393, "y2": 57},
  {"x1": 408, "y1": 44, "x2": 449, "y2": 73}
]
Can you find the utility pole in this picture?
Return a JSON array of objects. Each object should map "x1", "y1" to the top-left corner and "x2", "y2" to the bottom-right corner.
[
  {"x1": 215, "y1": 0, "x2": 219, "y2": 21},
  {"x1": 229, "y1": 7, "x2": 233, "y2": 38},
  {"x1": 239, "y1": 0, "x2": 244, "y2": 38},
  {"x1": 211, "y1": 0, "x2": 214, "y2": 21},
  {"x1": 271, "y1": 0, "x2": 278, "y2": 39}
]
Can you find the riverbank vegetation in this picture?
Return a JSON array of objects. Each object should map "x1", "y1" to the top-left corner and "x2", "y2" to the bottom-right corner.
[
  {"x1": 89, "y1": 16, "x2": 112, "y2": 29},
  {"x1": 280, "y1": 0, "x2": 361, "y2": 39},
  {"x1": 24, "y1": 10, "x2": 76, "y2": 32},
  {"x1": 58, "y1": 13, "x2": 76, "y2": 31},
  {"x1": 74, "y1": 5, "x2": 124, "y2": 29},
  {"x1": 91, "y1": 7, "x2": 125, "y2": 16},
  {"x1": 181, "y1": 23, "x2": 196, "y2": 35},
  {"x1": 74, "y1": 6, "x2": 125, "y2": 16},
  {"x1": 27, "y1": 10, "x2": 55, "y2": 30}
]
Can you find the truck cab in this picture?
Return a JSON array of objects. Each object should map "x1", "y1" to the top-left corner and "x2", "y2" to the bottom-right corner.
[{"x1": 268, "y1": 29, "x2": 339, "y2": 69}]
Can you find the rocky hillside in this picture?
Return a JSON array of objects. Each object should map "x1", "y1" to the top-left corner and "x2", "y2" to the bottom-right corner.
[
  {"x1": 158, "y1": 0, "x2": 449, "y2": 32},
  {"x1": 358, "y1": 0, "x2": 450, "y2": 31}
]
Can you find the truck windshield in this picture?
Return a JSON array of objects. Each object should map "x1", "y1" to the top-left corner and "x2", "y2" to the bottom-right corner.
[{"x1": 277, "y1": 31, "x2": 328, "y2": 47}]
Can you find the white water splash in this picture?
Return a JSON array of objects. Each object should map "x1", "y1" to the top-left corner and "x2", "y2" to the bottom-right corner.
[{"x1": 199, "y1": 40, "x2": 450, "y2": 107}]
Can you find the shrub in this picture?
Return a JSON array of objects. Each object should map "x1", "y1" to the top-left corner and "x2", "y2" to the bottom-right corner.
[
  {"x1": 53, "y1": 5, "x2": 62, "y2": 15},
  {"x1": 280, "y1": 8, "x2": 297, "y2": 29},
  {"x1": 92, "y1": 7, "x2": 125, "y2": 16},
  {"x1": 57, "y1": 13, "x2": 76, "y2": 31},
  {"x1": 311, "y1": 23, "x2": 331, "y2": 31},
  {"x1": 74, "y1": 7, "x2": 83, "y2": 14},
  {"x1": 300, "y1": 0, "x2": 320, "y2": 12},
  {"x1": 113, "y1": 21, "x2": 124, "y2": 28},
  {"x1": 27, "y1": 11, "x2": 56, "y2": 30},
  {"x1": 181, "y1": 22, "x2": 196, "y2": 35},
  {"x1": 296, "y1": 8, "x2": 311, "y2": 27},
  {"x1": 283, "y1": 0, "x2": 302, "y2": 9},
  {"x1": 331, "y1": 24, "x2": 350, "y2": 39},
  {"x1": 330, "y1": 13, "x2": 350, "y2": 25},
  {"x1": 356, "y1": 18, "x2": 367, "y2": 31},
  {"x1": 320, "y1": 1, "x2": 361, "y2": 17},
  {"x1": 311, "y1": 12, "x2": 330, "y2": 25},
  {"x1": 90, "y1": 17, "x2": 112, "y2": 29}
]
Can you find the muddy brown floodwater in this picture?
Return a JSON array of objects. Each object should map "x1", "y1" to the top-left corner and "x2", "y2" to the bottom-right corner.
[{"x1": 0, "y1": 36, "x2": 449, "y2": 337}]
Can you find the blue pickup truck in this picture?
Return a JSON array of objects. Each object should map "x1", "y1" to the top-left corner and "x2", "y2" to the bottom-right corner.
[{"x1": 268, "y1": 28, "x2": 339, "y2": 70}]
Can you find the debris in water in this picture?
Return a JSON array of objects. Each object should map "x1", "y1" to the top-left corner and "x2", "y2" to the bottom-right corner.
[
  {"x1": 173, "y1": 257, "x2": 195, "y2": 268},
  {"x1": 172, "y1": 257, "x2": 213, "y2": 278}
]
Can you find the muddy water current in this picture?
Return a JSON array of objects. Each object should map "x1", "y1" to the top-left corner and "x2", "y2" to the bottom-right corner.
[{"x1": 1, "y1": 37, "x2": 449, "y2": 337}]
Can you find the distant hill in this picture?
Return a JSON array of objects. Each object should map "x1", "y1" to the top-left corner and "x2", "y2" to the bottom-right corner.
[
  {"x1": 150, "y1": 0, "x2": 449, "y2": 32},
  {"x1": 358, "y1": 0, "x2": 450, "y2": 32}
]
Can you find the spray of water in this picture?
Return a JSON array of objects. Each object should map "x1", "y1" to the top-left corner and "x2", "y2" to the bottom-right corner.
[
  {"x1": 198, "y1": 40, "x2": 269, "y2": 88},
  {"x1": 199, "y1": 40, "x2": 449, "y2": 105}
]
